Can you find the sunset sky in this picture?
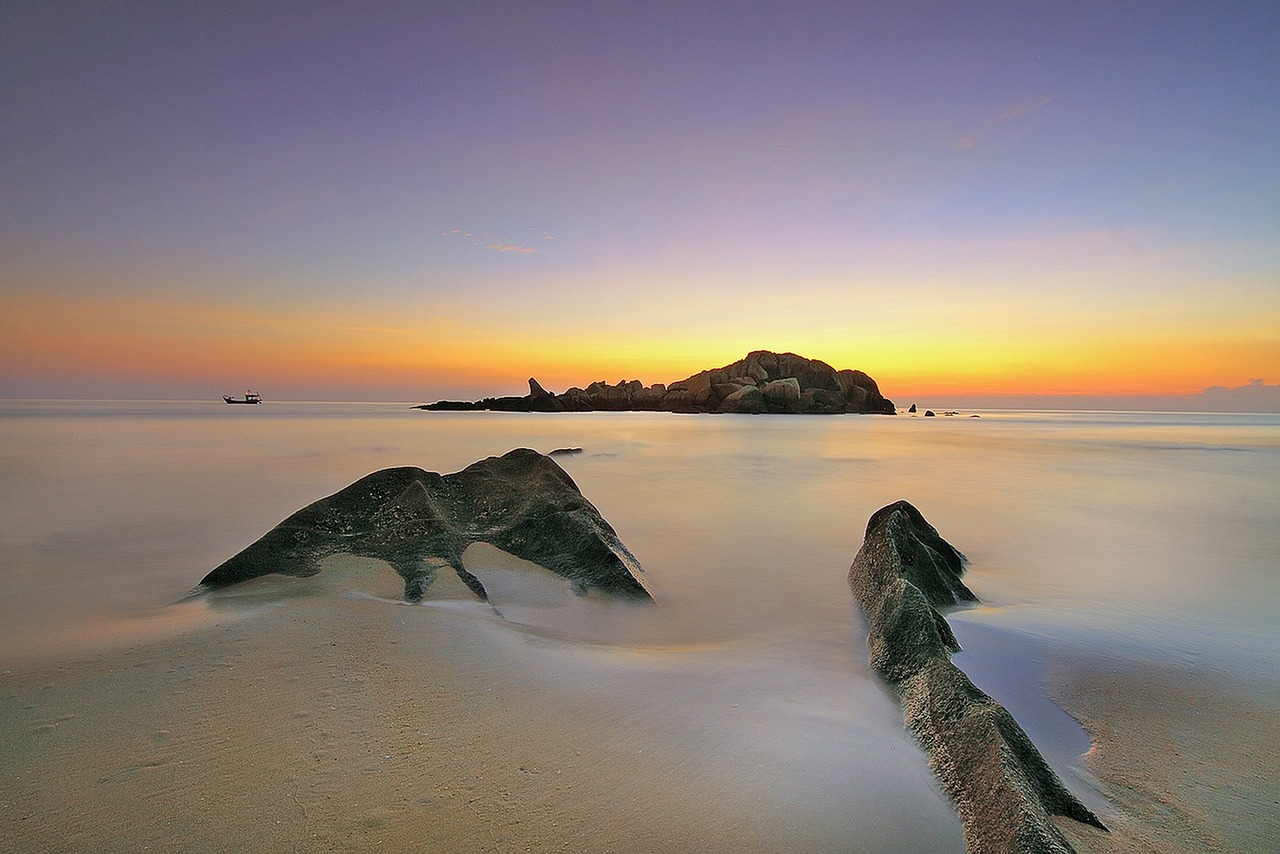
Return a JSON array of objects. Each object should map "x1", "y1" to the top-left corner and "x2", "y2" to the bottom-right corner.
[{"x1": 2, "y1": 1, "x2": 1278, "y2": 407}]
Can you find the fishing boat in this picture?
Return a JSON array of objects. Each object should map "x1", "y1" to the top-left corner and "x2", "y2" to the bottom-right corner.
[{"x1": 223, "y1": 391, "x2": 262, "y2": 404}]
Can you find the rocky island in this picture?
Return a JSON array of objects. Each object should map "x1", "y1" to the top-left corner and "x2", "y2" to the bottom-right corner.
[
  {"x1": 418, "y1": 350, "x2": 895, "y2": 414},
  {"x1": 198, "y1": 448, "x2": 652, "y2": 603},
  {"x1": 849, "y1": 501, "x2": 1107, "y2": 853}
]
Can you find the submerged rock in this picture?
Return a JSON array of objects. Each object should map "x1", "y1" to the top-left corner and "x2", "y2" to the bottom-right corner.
[
  {"x1": 849, "y1": 500, "x2": 1106, "y2": 853},
  {"x1": 199, "y1": 449, "x2": 651, "y2": 603}
]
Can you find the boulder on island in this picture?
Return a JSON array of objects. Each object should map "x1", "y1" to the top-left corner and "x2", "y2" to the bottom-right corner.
[
  {"x1": 198, "y1": 449, "x2": 652, "y2": 603},
  {"x1": 849, "y1": 500, "x2": 1106, "y2": 853}
]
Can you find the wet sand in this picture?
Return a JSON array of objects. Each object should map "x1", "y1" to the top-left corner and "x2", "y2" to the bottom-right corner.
[
  {"x1": 1052, "y1": 658, "x2": 1280, "y2": 854},
  {"x1": 4, "y1": 556, "x2": 1276, "y2": 852},
  {"x1": 1, "y1": 556, "x2": 963, "y2": 853}
]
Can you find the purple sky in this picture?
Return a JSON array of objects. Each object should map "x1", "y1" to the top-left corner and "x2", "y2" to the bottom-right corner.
[{"x1": 2, "y1": 1, "x2": 1278, "y2": 406}]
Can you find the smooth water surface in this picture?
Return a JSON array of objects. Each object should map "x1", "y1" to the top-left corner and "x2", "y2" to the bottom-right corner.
[{"x1": 4, "y1": 400, "x2": 1278, "y2": 674}]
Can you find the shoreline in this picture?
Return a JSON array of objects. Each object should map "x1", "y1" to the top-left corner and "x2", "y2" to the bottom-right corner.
[{"x1": 1051, "y1": 656, "x2": 1279, "y2": 853}]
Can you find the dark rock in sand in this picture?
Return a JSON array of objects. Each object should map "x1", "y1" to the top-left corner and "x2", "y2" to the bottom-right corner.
[
  {"x1": 849, "y1": 500, "x2": 1106, "y2": 853},
  {"x1": 861, "y1": 500, "x2": 975, "y2": 610},
  {"x1": 416, "y1": 351, "x2": 895, "y2": 415},
  {"x1": 200, "y1": 449, "x2": 651, "y2": 603}
]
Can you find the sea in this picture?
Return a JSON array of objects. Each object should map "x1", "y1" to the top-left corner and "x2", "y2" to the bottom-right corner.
[{"x1": 2, "y1": 400, "x2": 1277, "y2": 845}]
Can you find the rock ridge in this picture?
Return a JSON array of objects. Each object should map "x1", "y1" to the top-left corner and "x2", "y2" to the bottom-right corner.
[
  {"x1": 198, "y1": 448, "x2": 651, "y2": 602},
  {"x1": 849, "y1": 500, "x2": 1106, "y2": 853},
  {"x1": 418, "y1": 350, "x2": 894, "y2": 414}
]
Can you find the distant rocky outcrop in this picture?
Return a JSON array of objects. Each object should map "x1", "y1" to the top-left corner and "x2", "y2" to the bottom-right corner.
[
  {"x1": 417, "y1": 351, "x2": 894, "y2": 414},
  {"x1": 199, "y1": 449, "x2": 652, "y2": 602},
  {"x1": 849, "y1": 501, "x2": 1106, "y2": 853}
]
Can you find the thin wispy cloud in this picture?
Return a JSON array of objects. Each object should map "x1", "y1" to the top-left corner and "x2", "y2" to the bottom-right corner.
[
  {"x1": 488, "y1": 242, "x2": 540, "y2": 255},
  {"x1": 956, "y1": 94, "x2": 1057, "y2": 149},
  {"x1": 442, "y1": 228, "x2": 554, "y2": 256}
]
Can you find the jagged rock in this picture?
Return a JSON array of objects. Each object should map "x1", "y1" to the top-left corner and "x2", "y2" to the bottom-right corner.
[
  {"x1": 416, "y1": 351, "x2": 895, "y2": 415},
  {"x1": 862, "y1": 501, "x2": 975, "y2": 608},
  {"x1": 199, "y1": 449, "x2": 652, "y2": 603},
  {"x1": 658, "y1": 385, "x2": 701, "y2": 413},
  {"x1": 558, "y1": 387, "x2": 594, "y2": 412},
  {"x1": 582, "y1": 379, "x2": 642, "y2": 411},
  {"x1": 527, "y1": 378, "x2": 565, "y2": 412},
  {"x1": 631, "y1": 384, "x2": 666, "y2": 410},
  {"x1": 849, "y1": 501, "x2": 1106, "y2": 853},
  {"x1": 909, "y1": 403, "x2": 918, "y2": 413}
]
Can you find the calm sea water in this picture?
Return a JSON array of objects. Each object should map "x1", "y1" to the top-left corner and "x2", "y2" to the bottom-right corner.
[{"x1": 2, "y1": 400, "x2": 1278, "y2": 841}]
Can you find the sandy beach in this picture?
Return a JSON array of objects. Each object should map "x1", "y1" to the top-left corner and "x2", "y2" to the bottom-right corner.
[
  {"x1": 1053, "y1": 658, "x2": 1279, "y2": 853},
  {"x1": 2, "y1": 555, "x2": 963, "y2": 853},
  {"x1": 3, "y1": 551, "x2": 1275, "y2": 853}
]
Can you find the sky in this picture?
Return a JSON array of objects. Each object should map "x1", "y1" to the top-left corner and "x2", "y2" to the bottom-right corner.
[{"x1": 2, "y1": 1, "x2": 1278, "y2": 409}]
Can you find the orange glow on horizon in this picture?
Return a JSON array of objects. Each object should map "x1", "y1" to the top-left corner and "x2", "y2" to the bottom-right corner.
[{"x1": 3, "y1": 290, "x2": 1276, "y2": 400}]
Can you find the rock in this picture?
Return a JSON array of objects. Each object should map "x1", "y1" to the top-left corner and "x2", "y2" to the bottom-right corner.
[
  {"x1": 557, "y1": 387, "x2": 594, "y2": 412},
  {"x1": 547, "y1": 447, "x2": 582, "y2": 456},
  {"x1": 859, "y1": 501, "x2": 975, "y2": 610},
  {"x1": 924, "y1": 410, "x2": 936, "y2": 417},
  {"x1": 808, "y1": 388, "x2": 846, "y2": 413},
  {"x1": 415, "y1": 400, "x2": 482, "y2": 411},
  {"x1": 587, "y1": 379, "x2": 648, "y2": 410},
  {"x1": 716, "y1": 384, "x2": 767, "y2": 414},
  {"x1": 481, "y1": 395, "x2": 534, "y2": 412},
  {"x1": 848, "y1": 501, "x2": 1106, "y2": 852},
  {"x1": 527, "y1": 378, "x2": 565, "y2": 412},
  {"x1": 417, "y1": 351, "x2": 895, "y2": 414},
  {"x1": 658, "y1": 385, "x2": 701, "y2": 413},
  {"x1": 199, "y1": 449, "x2": 652, "y2": 603},
  {"x1": 760, "y1": 377, "x2": 801, "y2": 404},
  {"x1": 631, "y1": 384, "x2": 665, "y2": 410},
  {"x1": 674, "y1": 372, "x2": 716, "y2": 408},
  {"x1": 909, "y1": 403, "x2": 917, "y2": 413},
  {"x1": 712, "y1": 382, "x2": 749, "y2": 403}
]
